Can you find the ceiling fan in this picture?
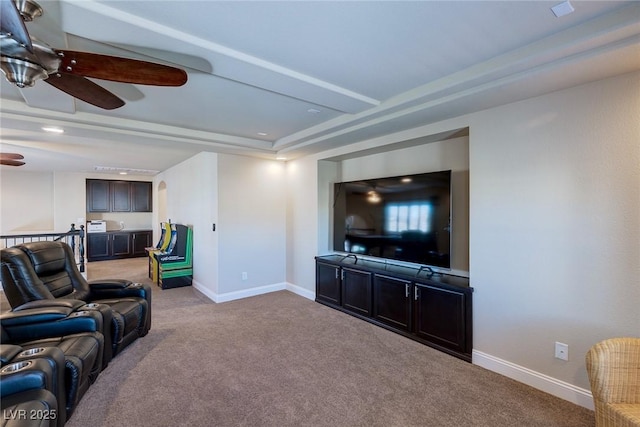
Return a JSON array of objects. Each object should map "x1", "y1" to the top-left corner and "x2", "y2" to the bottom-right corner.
[
  {"x1": 0, "y1": 152, "x2": 25, "y2": 166},
  {"x1": 0, "y1": 0, "x2": 187, "y2": 110}
]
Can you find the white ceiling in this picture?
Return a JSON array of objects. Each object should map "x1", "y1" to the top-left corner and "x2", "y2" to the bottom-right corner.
[{"x1": 1, "y1": 0, "x2": 639, "y2": 175}]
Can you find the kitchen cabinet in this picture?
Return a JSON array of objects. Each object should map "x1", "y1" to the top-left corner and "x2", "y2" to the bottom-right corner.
[
  {"x1": 86, "y1": 179, "x2": 152, "y2": 213},
  {"x1": 315, "y1": 255, "x2": 473, "y2": 362},
  {"x1": 87, "y1": 230, "x2": 152, "y2": 261}
]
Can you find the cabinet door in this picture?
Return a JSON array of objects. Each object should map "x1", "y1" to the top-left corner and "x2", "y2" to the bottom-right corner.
[
  {"x1": 131, "y1": 182, "x2": 152, "y2": 212},
  {"x1": 111, "y1": 181, "x2": 131, "y2": 212},
  {"x1": 111, "y1": 233, "x2": 131, "y2": 256},
  {"x1": 87, "y1": 233, "x2": 110, "y2": 260},
  {"x1": 86, "y1": 180, "x2": 110, "y2": 212},
  {"x1": 341, "y1": 268, "x2": 372, "y2": 317},
  {"x1": 373, "y1": 274, "x2": 412, "y2": 332},
  {"x1": 414, "y1": 284, "x2": 469, "y2": 354},
  {"x1": 316, "y1": 262, "x2": 341, "y2": 307},
  {"x1": 131, "y1": 231, "x2": 152, "y2": 256}
]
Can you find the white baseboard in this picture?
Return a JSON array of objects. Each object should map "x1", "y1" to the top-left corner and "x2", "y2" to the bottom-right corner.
[
  {"x1": 191, "y1": 280, "x2": 316, "y2": 304},
  {"x1": 192, "y1": 281, "x2": 285, "y2": 303},
  {"x1": 472, "y1": 350, "x2": 594, "y2": 410},
  {"x1": 284, "y1": 282, "x2": 315, "y2": 301},
  {"x1": 191, "y1": 280, "x2": 218, "y2": 302}
]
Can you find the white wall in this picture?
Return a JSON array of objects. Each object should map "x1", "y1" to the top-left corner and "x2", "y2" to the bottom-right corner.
[
  {"x1": 287, "y1": 71, "x2": 640, "y2": 407},
  {"x1": 218, "y1": 154, "x2": 287, "y2": 295},
  {"x1": 467, "y1": 71, "x2": 640, "y2": 394},
  {"x1": 0, "y1": 171, "x2": 54, "y2": 234},
  {"x1": 153, "y1": 152, "x2": 219, "y2": 296},
  {"x1": 286, "y1": 156, "x2": 322, "y2": 291},
  {"x1": 156, "y1": 152, "x2": 286, "y2": 301},
  {"x1": 0, "y1": 171, "x2": 153, "y2": 236}
]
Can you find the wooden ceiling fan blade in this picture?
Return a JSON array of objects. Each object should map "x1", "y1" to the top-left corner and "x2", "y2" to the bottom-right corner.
[
  {"x1": 45, "y1": 73, "x2": 125, "y2": 110},
  {"x1": 0, "y1": 0, "x2": 33, "y2": 52},
  {"x1": 0, "y1": 159, "x2": 25, "y2": 166},
  {"x1": 55, "y1": 50, "x2": 188, "y2": 86},
  {"x1": 0, "y1": 152, "x2": 24, "y2": 160}
]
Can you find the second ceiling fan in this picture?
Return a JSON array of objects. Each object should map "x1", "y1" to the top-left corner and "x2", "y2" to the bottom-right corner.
[{"x1": 0, "y1": 0, "x2": 187, "y2": 109}]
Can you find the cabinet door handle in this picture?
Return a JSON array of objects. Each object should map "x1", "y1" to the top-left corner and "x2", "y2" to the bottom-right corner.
[
  {"x1": 335, "y1": 269, "x2": 339, "y2": 280},
  {"x1": 414, "y1": 286, "x2": 419, "y2": 301},
  {"x1": 405, "y1": 283, "x2": 410, "y2": 298}
]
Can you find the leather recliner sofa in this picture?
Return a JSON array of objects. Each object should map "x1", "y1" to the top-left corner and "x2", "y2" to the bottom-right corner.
[
  {"x1": 1, "y1": 241, "x2": 152, "y2": 359},
  {"x1": 0, "y1": 352, "x2": 60, "y2": 427},
  {"x1": 0, "y1": 305, "x2": 105, "y2": 425}
]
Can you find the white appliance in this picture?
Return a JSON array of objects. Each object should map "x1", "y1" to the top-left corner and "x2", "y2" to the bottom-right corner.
[{"x1": 87, "y1": 220, "x2": 106, "y2": 233}]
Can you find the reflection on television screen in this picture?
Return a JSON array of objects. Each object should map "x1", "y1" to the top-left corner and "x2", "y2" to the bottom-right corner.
[{"x1": 333, "y1": 170, "x2": 451, "y2": 268}]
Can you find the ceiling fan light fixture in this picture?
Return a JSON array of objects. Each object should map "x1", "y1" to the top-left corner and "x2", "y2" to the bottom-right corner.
[
  {"x1": 14, "y1": 0, "x2": 43, "y2": 22},
  {"x1": 367, "y1": 190, "x2": 381, "y2": 204},
  {"x1": 0, "y1": 55, "x2": 46, "y2": 87},
  {"x1": 13, "y1": 0, "x2": 42, "y2": 22}
]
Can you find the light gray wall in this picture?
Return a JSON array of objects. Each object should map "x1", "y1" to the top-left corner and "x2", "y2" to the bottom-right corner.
[
  {"x1": 286, "y1": 71, "x2": 640, "y2": 400},
  {"x1": 0, "y1": 171, "x2": 153, "y2": 236},
  {"x1": 153, "y1": 152, "x2": 219, "y2": 296},
  {"x1": 467, "y1": 71, "x2": 639, "y2": 390},
  {"x1": 217, "y1": 154, "x2": 287, "y2": 294},
  {"x1": 0, "y1": 171, "x2": 54, "y2": 234},
  {"x1": 155, "y1": 152, "x2": 286, "y2": 299}
]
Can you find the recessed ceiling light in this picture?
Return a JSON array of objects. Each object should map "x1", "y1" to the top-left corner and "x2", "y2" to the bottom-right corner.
[
  {"x1": 307, "y1": 108, "x2": 321, "y2": 114},
  {"x1": 257, "y1": 132, "x2": 268, "y2": 136},
  {"x1": 276, "y1": 157, "x2": 287, "y2": 161},
  {"x1": 401, "y1": 177, "x2": 412, "y2": 183},
  {"x1": 551, "y1": 1, "x2": 574, "y2": 17},
  {"x1": 42, "y1": 126, "x2": 64, "y2": 134},
  {"x1": 119, "y1": 172, "x2": 128, "y2": 175}
]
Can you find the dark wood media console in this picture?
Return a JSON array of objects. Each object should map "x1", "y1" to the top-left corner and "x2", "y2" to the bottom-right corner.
[{"x1": 315, "y1": 254, "x2": 473, "y2": 362}]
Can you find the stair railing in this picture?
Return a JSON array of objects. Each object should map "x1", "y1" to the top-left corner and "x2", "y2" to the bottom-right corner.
[{"x1": 0, "y1": 224, "x2": 86, "y2": 272}]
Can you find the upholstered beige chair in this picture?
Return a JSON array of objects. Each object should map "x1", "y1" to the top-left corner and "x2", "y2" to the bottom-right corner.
[{"x1": 586, "y1": 337, "x2": 640, "y2": 427}]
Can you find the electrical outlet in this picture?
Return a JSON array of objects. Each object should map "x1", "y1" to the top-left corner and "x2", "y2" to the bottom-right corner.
[
  {"x1": 555, "y1": 342, "x2": 569, "y2": 361},
  {"x1": 242, "y1": 272, "x2": 248, "y2": 281}
]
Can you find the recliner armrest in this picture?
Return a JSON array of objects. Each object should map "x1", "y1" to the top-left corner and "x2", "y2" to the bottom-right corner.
[
  {"x1": 13, "y1": 299, "x2": 86, "y2": 312},
  {"x1": 88, "y1": 281, "x2": 151, "y2": 300},
  {"x1": 88, "y1": 279, "x2": 133, "y2": 290},
  {"x1": 0, "y1": 344, "x2": 23, "y2": 367},
  {"x1": 0, "y1": 358, "x2": 54, "y2": 398},
  {"x1": 1, "y1": 308, "x2": 102, "y2": 343},
  {"x1": 0, "y1": 307, "x2": 74, "y2": 326}
]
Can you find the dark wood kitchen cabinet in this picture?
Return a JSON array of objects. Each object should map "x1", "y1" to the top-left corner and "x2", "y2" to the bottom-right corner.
[
  {"x1": 110, "y1": 181, "x2": 132, "y2": 212},
  {"x1": 315, "y1": 261, "x2": 341, "y2": 307},
  {"x1": 372, "y1": 274, "x2": 412, "y2": 332},
  {"x1": 87, "y1": 230, "x2": 152, "y2": 261},
  {"x1": 86, "y1": 179, "x2": 152, "y2": 213},
  {"x1": 315, "y1": 255, "x2": 473, "y2": 362},
  {"x1": 341, "y1": 268, "x2": 373, "y2": 317},
  {"x1": 86, "y1": 180, "x2": 110, "y2": 212}
]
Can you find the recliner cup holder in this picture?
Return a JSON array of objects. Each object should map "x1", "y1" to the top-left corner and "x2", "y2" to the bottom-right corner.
[
  {"x1": 72, "y1": 310, "x2": 89, "y2": 317},
  {"x1": 1, "y1": 360, "x2": 33, "y2": 373},
  {"x1": 83, "y1": 303, "x2": 100, "y2": 309},
  {"x1": 19, "y1": 347, "x2": 45, "y2": 357}
]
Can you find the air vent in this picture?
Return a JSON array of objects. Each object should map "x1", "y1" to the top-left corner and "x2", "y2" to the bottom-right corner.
[{"x1": 93, "y1": 166, "x2": 159, "y2": 175}]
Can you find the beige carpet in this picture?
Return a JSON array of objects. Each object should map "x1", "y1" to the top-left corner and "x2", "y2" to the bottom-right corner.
[{"x1": 7, "y1": 258, "x2": 595, "y2": 426}]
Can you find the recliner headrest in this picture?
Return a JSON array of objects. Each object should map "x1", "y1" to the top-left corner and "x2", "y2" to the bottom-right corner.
[{"x1": 17, "y1": 241, "x2": 68, "y2": 276}]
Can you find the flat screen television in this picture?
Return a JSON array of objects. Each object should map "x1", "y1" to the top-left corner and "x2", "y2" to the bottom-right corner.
[{"x1": 333, "y1": 170, "x2": 451, "y2": 268}]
